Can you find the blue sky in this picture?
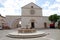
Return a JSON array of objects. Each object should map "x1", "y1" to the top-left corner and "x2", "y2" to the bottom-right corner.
[{"x1": 0, "y1": 0, "x2": 60, "y2": 16}]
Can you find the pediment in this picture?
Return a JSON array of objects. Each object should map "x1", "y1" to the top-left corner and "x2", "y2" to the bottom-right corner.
[{"x1": 22, "y1": 2, "x2": 42, "y2": 9}]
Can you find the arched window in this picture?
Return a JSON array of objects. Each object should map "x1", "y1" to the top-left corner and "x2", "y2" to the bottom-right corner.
[{"x1": 31, "y1": 6, "x2": 33, "y2": 8}]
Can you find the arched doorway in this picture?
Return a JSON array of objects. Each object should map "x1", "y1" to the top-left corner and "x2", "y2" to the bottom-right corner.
[
  {"x1": 31, "y1": 22, "x2": 35, "y2": 29},
  {"x1": 30, "y1": 19, "x2": 35, "y2": 29},
  {"x1": 12, "y1": 18, "x2": 21, "y2": 28}
]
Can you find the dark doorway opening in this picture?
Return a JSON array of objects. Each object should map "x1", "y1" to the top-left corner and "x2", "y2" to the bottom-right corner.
[{"x1": 31, "y1": 22, "x2": 35, "y2": 29}]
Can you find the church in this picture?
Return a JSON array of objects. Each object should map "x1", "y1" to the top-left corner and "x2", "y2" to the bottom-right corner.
[{"x1": 0, "y1": 2, "x2": 50, "y2": 29}]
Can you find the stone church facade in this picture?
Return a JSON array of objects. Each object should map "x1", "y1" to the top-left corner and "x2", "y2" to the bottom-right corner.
[{"x1": 0, "y1": 2, "x2": 50, "y2": 29}]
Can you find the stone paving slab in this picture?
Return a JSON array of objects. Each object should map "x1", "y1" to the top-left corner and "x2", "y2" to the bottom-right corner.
[{"x1": 0, "y1": 29, "x2": 60, "y2": 40}]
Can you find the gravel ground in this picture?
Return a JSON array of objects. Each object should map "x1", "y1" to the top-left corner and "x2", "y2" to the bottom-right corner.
[{"x1": 0, "y1": 29, "x2": 60, "y2": 40}]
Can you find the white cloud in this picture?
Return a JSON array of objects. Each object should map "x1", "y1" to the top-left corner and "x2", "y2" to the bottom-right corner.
[
  {"x1": 1, "y1": 0, "x2": 60, "y2": 16},
  {"x1": 19, "y1": 0, "x2": 36, "y2": 7},
  {"x1": 42, "y1": 0, "x2": 60, "y2": 16},
  {"x1": 42, "y1": 1, "x2": 50, "y2": 7},
  {"x1": 43, "y1": 9, "x2": 58, "y2": 16},
  {"x1": 0, "y1": 0, "x2": 6, "y2": 3},
  {"x1": 0, "y1": 0, "x2": 36, "y2": 16},
  {"x1": 49, "y1": 3, "x2": 60, "y2": 9},
  {"x1": 55, "y1": 0, "x2": 60, "y2": 2}
]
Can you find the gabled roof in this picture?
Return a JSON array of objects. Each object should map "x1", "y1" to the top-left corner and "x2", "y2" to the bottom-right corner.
[
  {"x1": 0, "y1": 14, "x2": 5, "y2": 18},
  {"x1": 22, "y1": 2, "x2": 42, "y2": 9}
]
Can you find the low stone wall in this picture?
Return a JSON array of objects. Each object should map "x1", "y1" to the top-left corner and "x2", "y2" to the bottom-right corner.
[{"x1": 18, "y1": 28, "x2": 36, "y2": 33}]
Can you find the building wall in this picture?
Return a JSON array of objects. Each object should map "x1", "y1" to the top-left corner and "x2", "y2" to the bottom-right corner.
[
  {"x1": 4, "y1": 3, "x2": 51, "y2": 29},
  {"x1": 5, "y1": 16, "x2": 50, "y2": 29},
  {"x1": 5, "y1": 16, "x2": 21, "y2": 28},
  {"x1": 22, "y1": 8, "x2": 42, "y2": 16},
  {"x1": 21, "y1": 3, "x2": 50, "y2": 29},
  {"x1": 21, "y1": 17, "x2": 45, "y2": 29},
  {"x1": 22, "y1": 3, "x2": 42, "y2": 16},
  {"x1": 0, "y1": 17, "x2": 5, "y2": 27},
  {"x1": 42, "y1": 17, "x2": 51, "y2": 28}
]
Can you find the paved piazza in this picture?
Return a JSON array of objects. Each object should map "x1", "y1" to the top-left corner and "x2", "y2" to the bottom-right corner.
[{"x1": 0, "y1": 29, "x2": 60, "y2": 40}]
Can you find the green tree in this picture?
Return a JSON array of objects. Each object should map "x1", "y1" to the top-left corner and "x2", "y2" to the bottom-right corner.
[
  {"x1": 49, "y1": 14, "x2": 59, "y2": 28},
  {"x1": 49, "y1": 14, "x2": 59, "y2": 23}
]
